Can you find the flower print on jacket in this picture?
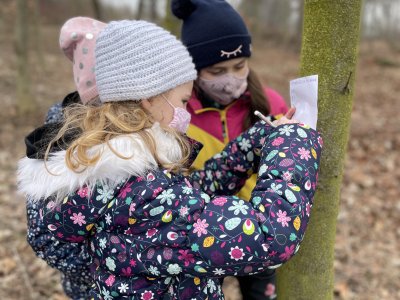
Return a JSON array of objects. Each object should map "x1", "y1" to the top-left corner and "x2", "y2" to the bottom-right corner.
[
  {"x1": 96, "y1": 184, "x2": 114, "y2": 203},
  {"x1": 193, "y1": 219, "x2": 209, "y2": 237},
  {"x1": 19, "y1": 121, "x2": 322, "y2": 299},
  {"x1": 298, "y1": 147, "x2": 311, "y2": 161},
  {"x1": 278, "y1": 124, "x2": 295, "y2": 136},
  {"x1": 239, "y1": 137, "x2": 251, "y2": 151},
  {"x1": 156, "y1": 188, "x2": 176, "y2": 206},
  {"x1": 228, "y1": 199, "x2": 249, "y2": 215},
  {"x1": 70, "y1": 212, "x2": 86, "y2": 226},
  {"x1": 229, "y1": 246, "x2": 245, "y2": 261},
  {"x1": 276, "y1": 210, "x2": 291, "y2": 227}
]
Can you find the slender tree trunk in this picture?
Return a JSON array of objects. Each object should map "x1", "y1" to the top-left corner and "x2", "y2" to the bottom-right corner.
[
  {"x1": 136, "y1": 0, "x2": 145, "y2": 19},
  {"x1": 16, "y1": 0, "x2": 34, "y2": 114},
  {"x1": 240, "y1": 0, "x2": 262, "y2": 35},
  {"x1": 293, "y1": 0, "x2": 304, "y2": 50},
  {"x1": 92, "y1": 0, "x2": 104, "y2": 20},
  {"x1": 163, "y1": 0, "x2": 180, "y2": 36},
  {"x1": 32, "y1": 0, "x2": 44, "y2": 68},
  {"x1": 150, "y1": 0, "x2": 158, "y2": 22},
  {"x1": 277, "y1": 1, "x2": 363, "y2": 299},
  {"x1": 71, "y1": 0, "x2": 84, "y2": 16}
]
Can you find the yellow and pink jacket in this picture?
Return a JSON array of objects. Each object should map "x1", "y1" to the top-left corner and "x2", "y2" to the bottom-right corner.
[{"x1": 187, "y1": 87, "x2": 288, "y2": 199}]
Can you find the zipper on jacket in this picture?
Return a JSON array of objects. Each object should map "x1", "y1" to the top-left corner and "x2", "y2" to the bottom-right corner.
[
  {"x1": 220, "y1": 110, "x2": 229, "y2": 144},
  {"x1": 221, "y1": 119, "x2": 226, "y2": 140}
]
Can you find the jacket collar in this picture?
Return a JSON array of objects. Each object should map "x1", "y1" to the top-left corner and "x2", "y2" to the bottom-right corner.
[
  {"x1": 25, "y1": 92, "x2": 81, "y2": 159},
  {"x1": 186, "y1": 137, "x2": 203, "y2": 167},
  {"x1": 18, "y1": 123, "x2": 185, "y2": 203}
]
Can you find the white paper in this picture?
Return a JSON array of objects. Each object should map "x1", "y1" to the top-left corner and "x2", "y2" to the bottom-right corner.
[{"x1": 289, "y1": 75, "x2": 318, "y2": 130}]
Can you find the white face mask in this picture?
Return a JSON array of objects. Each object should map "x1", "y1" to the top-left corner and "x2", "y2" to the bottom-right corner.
[
  {"x1": 162, "y1": 95, "x2": 191, "y2": 133},
  {"x1": 197, "y1": 69, "x2": 249, "y2": 106}
]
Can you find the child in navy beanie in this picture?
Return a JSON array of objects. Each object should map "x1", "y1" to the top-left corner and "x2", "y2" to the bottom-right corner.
[
  {"x1": 172, "y1": 0, "x2": 252, "y2": 70},
  {"x1": 172, "y1": 1, "x2": 288, "y2": 299}
]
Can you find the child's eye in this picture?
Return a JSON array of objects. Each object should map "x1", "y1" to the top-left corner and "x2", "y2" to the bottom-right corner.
[
  {"x1": 235, "y1": 64, "x2": 245, "y2": 70},
  {"x1": 209, "y1": 69, "x2": 224, "y2": 75}
]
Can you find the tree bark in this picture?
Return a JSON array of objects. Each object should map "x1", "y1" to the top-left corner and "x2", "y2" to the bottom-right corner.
[
  {"x1": 16, "y1": 0, "x2": 34, "y2": 114},
  {"x1": 293, "y1": 0, "x2": 304, "y2": 50},
  {"x1": 150, "y1": 0, "x2": 158, "y2": 21},
  {"x1": 277, "y1": 1, "x2": 363, "y2": 299},
  {"x1": 32, "y1": 0, "x2": 44, "y2": 68},
  {"x1": 92, "y1": 0, "x2": 104, "y2": 20},
  {"x1": 163, "y1": 0, "x2": 180, "y2": 36},
  {"x1": 136, "y1": 0, "x2": 145, "y2": 19},
  {"x1": 239, "y1": 0, "x2": 262, "y2": 35}
]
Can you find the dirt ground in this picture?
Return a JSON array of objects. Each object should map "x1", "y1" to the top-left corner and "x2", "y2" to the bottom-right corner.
[{"x1": 0, "y1": 25, "x2": 399, "y2": 300}]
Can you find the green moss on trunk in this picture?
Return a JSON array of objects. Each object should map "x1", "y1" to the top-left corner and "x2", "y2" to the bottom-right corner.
[{"x1": 277, "y1": 1, "x2": 363, "y2": 299}]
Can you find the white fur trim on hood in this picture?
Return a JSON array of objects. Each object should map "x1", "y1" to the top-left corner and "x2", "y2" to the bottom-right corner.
[{"x1": 17, "y1": 123, "x2": 183, "y2": 203}]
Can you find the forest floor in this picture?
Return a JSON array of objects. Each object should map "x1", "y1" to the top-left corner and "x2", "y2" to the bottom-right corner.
[{"x1": 0, "y1": 25, "x2": 399, "y2": 299}]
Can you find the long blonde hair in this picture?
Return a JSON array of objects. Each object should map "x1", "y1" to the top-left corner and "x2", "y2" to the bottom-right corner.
[{"x1": 45, "y1": 100, "x2": 191, "y2": 174}]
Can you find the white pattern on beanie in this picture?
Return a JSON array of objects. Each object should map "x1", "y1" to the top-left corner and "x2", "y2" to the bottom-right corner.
[{"x1": 95, "y1": 20, "x2": 197, "y2": 102}]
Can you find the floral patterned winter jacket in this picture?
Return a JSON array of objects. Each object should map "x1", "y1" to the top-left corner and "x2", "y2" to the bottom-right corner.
[{"x1": 18, "y1": 121, "x2": 322, "y2": 300}]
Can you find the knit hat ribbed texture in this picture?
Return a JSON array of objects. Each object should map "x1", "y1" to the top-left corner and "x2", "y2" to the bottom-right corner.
[
  {"x1": 172, "y1": 0, "x2": 252, "y2": 70},
  {"x1": 95, "y1": 20, "x2": 197, "y2": 103},
  {"x1": 59, "y1": 17, "x2": 106, "y2": 104}
]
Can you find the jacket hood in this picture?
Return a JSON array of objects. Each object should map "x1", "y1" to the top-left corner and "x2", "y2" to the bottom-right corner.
[
  {"x1": 18, "y1": 123, "x2": 185, "y2": 203},
  {"x1": 25, "y1": 92, "x2": 81, "y2": 159}
]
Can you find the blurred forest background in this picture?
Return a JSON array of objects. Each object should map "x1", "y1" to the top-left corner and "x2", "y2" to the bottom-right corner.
[{"x1": 1, "y1": 0, "x2": 399, "y2": 299}]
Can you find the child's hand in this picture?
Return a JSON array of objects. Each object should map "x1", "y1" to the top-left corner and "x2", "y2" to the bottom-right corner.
[{"x1": 273, "y1": 107, "x2": 299, "y2": 126}]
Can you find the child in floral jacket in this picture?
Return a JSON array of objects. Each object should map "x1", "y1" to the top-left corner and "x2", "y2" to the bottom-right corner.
[
  {"x1": 24, "y1": 16, "x2": 107, "y2": 299},
  {"x1": 18, "y1": 19, "x2": 322, "y2": 300},
  {"x1": 26, "y1": 92, "x2": 93, "y2": 300}
]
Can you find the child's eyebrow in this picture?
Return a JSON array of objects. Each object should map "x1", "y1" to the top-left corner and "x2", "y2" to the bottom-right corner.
[
  {"x1": 235, "y1": 59, "x2": 246, "y2": 66},
  {"x1": 208, "y1": 66, "x2": 224, "y2": 71}
]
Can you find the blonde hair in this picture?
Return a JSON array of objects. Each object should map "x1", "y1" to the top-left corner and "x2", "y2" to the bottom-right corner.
[{"x1": 45, "y1": 101, "x2": 191, "y2": 174}]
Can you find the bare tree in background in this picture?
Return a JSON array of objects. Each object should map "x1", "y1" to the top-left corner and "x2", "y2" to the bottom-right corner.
[
  {"x1": 136, "y1": 0, "x2": 145, "y2": 19},
  {"x1": 240, "y1": 0, "x2": 300, "y2": 47},
  {"x1": 163, "y1": 0, "x2": 180, "y2": 36},
  {"x1": 92, "y1": 0, "x2": 104, "y2": 20},
  {"x1": 32, "y1": 0, "x2": 44, "y2": 68},
  {"x1": 277, "y1": 1, "x2": 363, "y2": 298},
  {"x1": 381, "y1": 0, "x2": 400, "y2": 48},
  {"x1": 16, "y1": 0, "x2": 34, "y2": 114},
  {"x1": 150, "y1": 0, "x2": 158, "y2": 21},
  {"x1": 239, "y1": 0, "x2": 262, "y2": 35},
  {"x1": 71, "y1": 0, "x2": 84, "y2": 16},
  {"x1": 261, "y1": 0, "x2": 291, "y2": 40},
  {"x1": 293, "y1": 0, "x2": 304, "y2": 49}
]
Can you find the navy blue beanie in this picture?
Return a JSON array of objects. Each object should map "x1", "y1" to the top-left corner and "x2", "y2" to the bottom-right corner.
[{"x1": 172, "y1": 0, "x2": 251, "y2": 71}]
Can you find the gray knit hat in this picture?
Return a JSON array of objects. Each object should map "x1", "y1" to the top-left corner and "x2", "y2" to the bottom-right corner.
[{"x1": 95, "y1": 20, "x2": 197, "y2": 102}]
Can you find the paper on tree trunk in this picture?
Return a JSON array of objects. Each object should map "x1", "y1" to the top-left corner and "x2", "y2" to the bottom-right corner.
[{"x1": 289, "y1": 75, "x2": 318, "y2": 130}]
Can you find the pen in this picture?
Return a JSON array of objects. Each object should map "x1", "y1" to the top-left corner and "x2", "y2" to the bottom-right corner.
[{"x1": 254, "y1": 110, "x2": 276, "y2": 127}]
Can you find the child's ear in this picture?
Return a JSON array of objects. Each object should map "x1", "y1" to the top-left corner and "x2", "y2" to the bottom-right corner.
[{"x1": 141, "y1": 99, "x2": 152, "y2": 111}]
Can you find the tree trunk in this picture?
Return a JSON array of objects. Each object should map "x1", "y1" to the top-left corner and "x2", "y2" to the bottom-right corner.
[
  {"x1": 277, "y1": 1, "x2": 363, "y2": 299},
  {"x1": 92, "y1": 0, "x2": 104, "y2": 20},
  {"x1": 136, "y1": 0, "x2": 145, "y2": 19},
  {"x1": 150, "y1": 0, "x2": 158, "y2": 22},
  {"x1": 163, "y1": 0, "x2": 180, "y2": 36},
  {"x1": 16, "y1": 0, "x2": 34, "y2": 114},
  {"x1": 239, "y1": 0, "x2": 262, "y2": 35},
  {"x1": 32, "y1": 0, "x2": 44, "y2": 68},
  {"x1": 293, "y1": 0, "x2": 304, "y2": 50}
]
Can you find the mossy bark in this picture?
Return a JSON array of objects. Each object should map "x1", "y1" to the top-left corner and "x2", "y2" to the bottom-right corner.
[{"x1": 277, "y1": 1, "x2": 363, "y2": 299}]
